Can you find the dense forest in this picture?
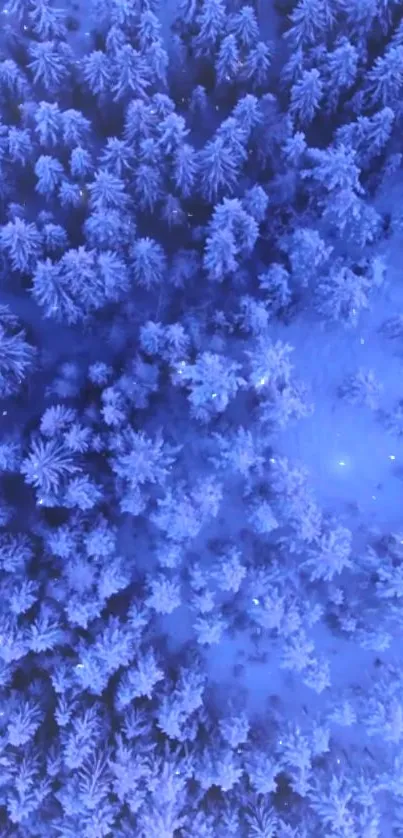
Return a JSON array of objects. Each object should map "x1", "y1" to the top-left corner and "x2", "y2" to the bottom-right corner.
[{"x1": 1, "y1": 0, "x2": 403, "y2": 835}]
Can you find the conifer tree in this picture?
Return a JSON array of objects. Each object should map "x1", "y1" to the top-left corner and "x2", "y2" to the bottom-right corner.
[
  {"x1": 290, "y1": 68, "x2": 323, "y2": 125},
  {"x1": 0, "y1": 218, "x2": 42, "y2": 272},
  {"x1": 198, "y1": 136, "x2": 239, "y2": 202},
  {"x1": 28, "y1": 41, "x2": 73, "y2": 93}
]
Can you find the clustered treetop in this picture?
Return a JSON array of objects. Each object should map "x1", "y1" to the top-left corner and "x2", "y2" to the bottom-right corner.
[{"x1": 0, "y1": 0, "x2": 401, "y2": 835}]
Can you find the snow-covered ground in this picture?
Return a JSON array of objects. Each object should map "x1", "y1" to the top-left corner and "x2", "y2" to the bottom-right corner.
[
  {"x1": 149, "y1": 172, "x2": 403, "y2": 734},
  {"x1": 274, "y1": 299, "x2": 403, "y2": 534},
  {"x1": 273, "y1": 179, "x2": 403, "y2": 535}
]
